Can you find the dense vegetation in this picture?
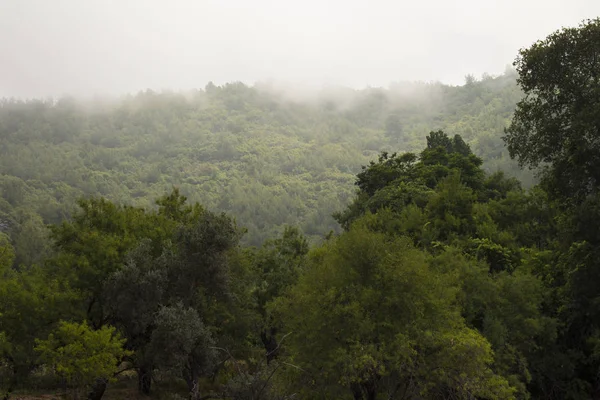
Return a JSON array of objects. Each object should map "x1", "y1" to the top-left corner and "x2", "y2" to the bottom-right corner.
[
  {"x1": 2, "y1": 17, "x2": 600, "y2": 400},
  {"x1": 0, "y1": 66, "x2": 529, "y2": 252}
]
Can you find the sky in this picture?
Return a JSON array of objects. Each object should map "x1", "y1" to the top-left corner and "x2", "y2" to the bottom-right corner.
[{"x1": 1, "y1": 0, "x2": 600, "y2": 98}]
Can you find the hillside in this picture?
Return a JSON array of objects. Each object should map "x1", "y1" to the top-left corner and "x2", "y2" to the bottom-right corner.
[
  {"x1": 0, "y1": 71, "x2": 531, "y2": 249},
  {"x1": 6, "y1": 14, "x2": 600, "y2": 400}
]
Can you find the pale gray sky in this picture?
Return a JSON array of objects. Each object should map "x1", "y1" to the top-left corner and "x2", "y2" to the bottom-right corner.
[{"x1": 1, "y1": 0, "x2": 599, "y2": 98}]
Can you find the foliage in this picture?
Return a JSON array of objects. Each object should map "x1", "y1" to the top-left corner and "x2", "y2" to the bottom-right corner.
[
  {"x1": 7, "y1": 18, "x2": 600, "y2": 400},
  {"x1": 248, "y1": 226, "x2": 309, "y2": 362},
  {"x1": 331, "y1": 130, "x2": 558, "y2": 396},
  {"x1": 149, "y1": 304, "x2": 217, "y2": 399},
  {"x1": 503, "y1": 18, "x2": 600, "y2": 399},
  {"x1": 272, "y1": 220, "x2": 515, "y2": 399},
  {"x1": 0, "y1": 73, "x2": 530, "y2": 248},
  {"x1": 0, "y1": 260, "x2": 80, "y2": 397},
  {"x1": 34, "y1": 321, "x2": 129, "y2": 399},
  {"x1": 0, "y1": 233, "x2": 14, "y2": 270},
  {"x1": 505, "y1": 18, "x2": 600, "y2": 203}
]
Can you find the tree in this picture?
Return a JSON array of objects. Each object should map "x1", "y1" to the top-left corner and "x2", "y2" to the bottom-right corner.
[
  {"x1": 425, "y1": 172, "x2": 476, "y2": 242},
  {"x1": 503, "y1": 18, "x2": 600, "y2": 399},
  {"x1": 0, "y1": 264, "x2": 79, "y2": 399},
  {"x1": 331, "y1": 130, "x2": 560, "y2": 395},
  {"x1": 48, "y1": 197, "x2": 171, "y2": 328},
  {"x1": 11, "y1": 213, "x2": 51, "y2": 267},
  {"x1": 251, "y1": 226, "x2": 308, "y2": 363},
  {"x1": 103, "y1": 239, "x2": 170, "y2": 395},
  {"x1": 100, "y1": 191, "x2": 241, "y2": 396},
  {"x1": 334, "y1": 131, "x2": 483, "y2": 232},
  {"x1": 452, "y1": 134, "x2": 472, "y2": 157},
  {"x1": 420, "y1": 133, "x2": 484, "y2": 190},
  {"x1": 272, "y1": 218, "x2": 514, "y2": 399},
  {"x1": 48, "y1": 190, "x2": 226, "y2": 396},
  {"x1": 504, "y1": 18, "x2": 600, "y2": 203},
  {"x1": 148, "y1": 304, "x2": 217, "y2": 400},
  {"x1": 155, "y1": 186, "x2": 203, "y2": 224},
  {"x1": 431, "y1": 247, "x2": 556, "y2": 396},
  {"x1": 35, "y1": 321, "x2": 129, "y2": 400},
  {"x1": 168, "y1": 208, "x2": 241, "y2": 309},
  {"x1": 426, "y1": 130, "x2": 454, "y2": 152},
  {"x1": 355, "y1": 152, "x2": 419, "y2": 197},
  {"x1": 0, "y1": 233, "x2": 14, "y2": 271}
]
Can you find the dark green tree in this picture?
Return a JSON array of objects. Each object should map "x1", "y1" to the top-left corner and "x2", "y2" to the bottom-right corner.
[
  {"x1": 426, "y1": 130, "x2": 454, "y2": 152},
  {"x1": 504, "y1": 18, "x2": 600, "y2": 399},
  {"x1": 273, "y1": 218, "x2": 515, "y2": 399},
  {"x1": 149, "y1": 304, "x2": 217, "y2": 400},
  {"x1": 251, "y1": 226, "x2": 308, "y2": 363},
  {"x1": 504, "y1": 18, "x2": 600, "y2": 203},
  {"x1": 103, "y1": 240, "x2": 170, "y2": 395}
]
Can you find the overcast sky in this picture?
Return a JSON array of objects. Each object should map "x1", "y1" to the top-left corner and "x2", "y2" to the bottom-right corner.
[{"x1": 2, "y1": 0, "x2": 600, "y2": 98}]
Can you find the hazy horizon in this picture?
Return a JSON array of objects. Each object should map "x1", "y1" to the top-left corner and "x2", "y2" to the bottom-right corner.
[{"x1": 2, "y1": 0, "x2": 600, "y2": 98}]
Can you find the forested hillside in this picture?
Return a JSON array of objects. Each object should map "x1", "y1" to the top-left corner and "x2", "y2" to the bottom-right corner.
[
  {"x1": 6, "y1": 17, "x2": 600, "y2": 400},
  {"x1": 0, "y1": 70, "x2": 530, "y2": 254}
]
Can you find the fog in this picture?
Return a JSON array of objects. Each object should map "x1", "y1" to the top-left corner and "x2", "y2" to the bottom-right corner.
[{"x1": 2, "y1": 0, "x2": 599, "y2": 98}]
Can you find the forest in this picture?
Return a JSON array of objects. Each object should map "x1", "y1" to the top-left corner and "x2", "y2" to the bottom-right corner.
[{"x1": 1, "y1": 18, "x2": 600, "y2": 400}]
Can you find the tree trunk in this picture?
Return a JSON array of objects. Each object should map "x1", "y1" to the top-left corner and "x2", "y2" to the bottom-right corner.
[
  {"x1": 3, "y1": 362, "x2": 31, "y2": 400},
  {"x1": 1, "y1": 375, "x2": 13, "y2": 400},
  {"x1": 351, "y1": 383, "x2": 364, "y2": 400},
  {"x1": 364, "y1": 380, "x2": 377, "y2": 400},
  {"x1": 1, "y1": 386, "x2": 11, "y2": 400},
  {"x1": 87, "y1": 378, "x2": 108, "y2": 400},
  {"x1": 349, "y1": 381, "x2": 377, "y2": 400},
  {"x1": 260, "y1": 327, "x2": 279, "y2": 364},
  {"x1": 593, "y1": 376, "x2": 600, "y2": 400},
  {"x1": 137, "y1": 365, "x2": 152, "y2": 395},
  {"x1": 183, "y1": 366, "x2": 200, "y2": 400}
]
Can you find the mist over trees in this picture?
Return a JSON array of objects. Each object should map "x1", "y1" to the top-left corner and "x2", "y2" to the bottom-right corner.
[
  {"x1": 0, "y1": 70, "x2": 528, "y2": 251},
  {"x1": 2, "y1": 17, "x2": 600, "y2": 400}
]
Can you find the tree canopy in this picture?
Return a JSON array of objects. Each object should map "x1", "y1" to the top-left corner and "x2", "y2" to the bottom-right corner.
[
  {"x1": 505, "y1": 18, "x2": 600, "y2": 202},
  {"x1": 4, "y1": 17, "x2": 600, "y2": 400}
]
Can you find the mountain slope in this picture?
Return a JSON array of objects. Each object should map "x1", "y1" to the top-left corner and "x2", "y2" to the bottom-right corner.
[{"x1": 0, "y1": 71, "x2": 531, "y2": 246}]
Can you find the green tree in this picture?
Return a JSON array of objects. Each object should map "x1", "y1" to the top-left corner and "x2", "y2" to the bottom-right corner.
[
  {"x1": 504, "y1": 18, "x2": 600, "y2": 203},
  {"x1": 103, "y1": 239, "x2": 170, "y2": 395},
  {"x1": 48, "y1": 190, "x2": 198, "y2": 396},
  {"x1": 335, "y1": 131, "x2": 484, "y2": 236},
  {"x1": 99, "y1": 191, "x2": 242, "y2": 396},
  {"x1": 48, "y1": 197, "x2": 171, "y2": 328},
  {"x1": 12, "y1": 213, "x2": 51, "y2": 267},
  {"x1": 431, "y1": 247, "x2": 555, "y2": 396},
  {"x1": 251, "y1": 226, "x2": 308, "y2": 363},
  {"x1": 504, "y1": 18, "x2": 600, "y2": 398},
  {"x1": 334, "y1": 130, "x2": 558, "y2": 395},
  {"x1": 0, "y1": 264, "x2": 79, "y2": 398},
  {"x1": 273, "y1": 219, "x2": 514, "y2": 399},
  {"x1": 425, "y1": 172, "x2": 477, "y2": 243},
  {"x1": 149, "y1": 304, "x2": 217, "y2": 400},
  {"x1": 0, "y1": 233, "x2": 14, "y2": 271},
  {"x1": 426, "y1": 130, "x2": 454, "y2": 152},
  {"x1": 35, "y1": 321, "x2": 129, "y2": 400}
]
